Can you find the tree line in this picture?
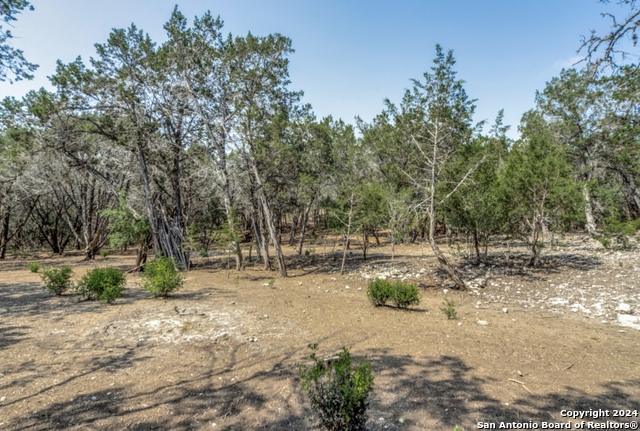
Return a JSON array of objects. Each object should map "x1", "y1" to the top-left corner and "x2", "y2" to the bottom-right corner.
[{"x1": 0, "y1": 6, "x2": 638, "y2": 288}]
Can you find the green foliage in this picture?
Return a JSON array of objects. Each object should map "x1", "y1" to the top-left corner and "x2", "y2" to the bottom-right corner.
[
  {"x1": 101, "y1": 193, "x2": 150, "y2": 251},
  {"x1": 27, "y1": 262, "x2": 39, "y2": 273},
  {"x1": 391, "y1": 281, "x2": 421, "y2": 308},
  {"x1": 0, "y1": 0, "x2": 38, "y2": 83},
  {"x1": 184, "y1": 196, "x2": 228, "y2": 257},
  {"x1": 298, "y1": 344, "x2": 374, "y2": 431},
  {"x1": 367, "y1": 278, "x2": 420, "y2": 309},
  {"x1": 75, "y1": 267, "x2": 126, "y2": 303},
  {"x1": 440, "y1": 299, "x2": 458, "y2": 320},
  {"x1": 501, "y1": 112, "x2": 582, "y2": 265},
  {"x1": 604, "y1": 217, "x2": 640, "y2": 237},
  {"x1": 366, "y1": 278, "x2": 393, "y2": 306},
  {"x1": 100, "y1": 250, "x2": 109, "y2": 258},
  {"x1": 40, "y1": 266, "x2": 73, "y2": 295},
  {"x1": 141, "y1": 257, "x2": 184, "y2": 297}
]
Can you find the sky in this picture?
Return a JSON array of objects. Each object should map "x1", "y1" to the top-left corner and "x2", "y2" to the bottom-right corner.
[{"x1": 0, "y1": 0, "x2": 632, "y2": 139}]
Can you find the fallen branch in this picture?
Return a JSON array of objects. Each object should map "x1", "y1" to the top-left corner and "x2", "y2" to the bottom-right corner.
[{"x1": 508, "y1": 378, "x2": 533, "y2": 395}]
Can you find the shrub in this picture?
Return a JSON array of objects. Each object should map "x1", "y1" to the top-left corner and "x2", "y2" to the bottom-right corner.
[
  {"x1": 41, "y1": 266, "x2": 74, "y2": 295},
  {"x1": 391, "y1": 281, "x2": 420, "y2": 309},
  {"x1": 366, "y1": 278, "x2": 393, "y2": 306},
  {"x1": 141, "y1": 257, "x2": 184, "y2": 297},
  {"x1": 299, "y1": 344, "x2": 374, "y2": 431},
  {"x1": 76, "y1": 267, "x2": 126, "y2": 303},
  {"x1": 367, "y1": 278, "x2": 420, "y2": 309},
  {"x1": 28, "y1": 262, "x2": 40, "y2": 273},
  {"x1": 441, "y1": 299, "x2": 458, "y2": 320}
]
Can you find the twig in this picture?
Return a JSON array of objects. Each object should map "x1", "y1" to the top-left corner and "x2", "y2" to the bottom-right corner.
[
  {"x1": 564, "y1": 363, "x2": 574, "y2": 371},
  {"x1": 126, "y1": 265, "x2": 143, "y2": 274},
  {"x1": 508, "y1": 378, "x2": 534, "y2": 395}
]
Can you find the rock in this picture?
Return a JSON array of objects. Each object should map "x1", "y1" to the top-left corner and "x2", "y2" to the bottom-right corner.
[
  {"x1": 443, "y1": 289, "x2": 449, "y2": 294},
  {"x1": 617, "y1": 314, "x2": 640, "y2": 330},
  {"x1": 457, "y1": 322, "x2": 462, "y2": 326},
  {"x1": 477, "y1": 320, "x2": 489, "y2": 326},
  {"x1": 345, "y1": 285, "x2": 350, "y2": 289},
  {"x1": 479, "y1": 263, "x2": 486, "y2": 268},
  {"x1": 503, "y1": 308, "x2": 508, "y2": 313},
  {"x1": 616, "y1": 303, "x2": 632, "y2": 314},
  {"x1": 357, "y1": 287, "x2": 362, "y2": 291}
]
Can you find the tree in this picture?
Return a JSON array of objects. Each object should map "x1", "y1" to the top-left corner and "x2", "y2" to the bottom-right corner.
[
  {"x1": 228, "y1": 32, "x2": 301, "y2": 278},
  {"x1": 394, "y1": 45, "x2": 481, "y2": 289},
  {"x1": 0, "y1": 0, "x2": 37, "y2": 82},
  {"x1": 503, "y1": 112, "x2": 581, "y2": 266},
  {"x1": 536, "y1": 66, "x2": 640, "y2": 236},
  {"x1": 51, "y1": 24, "x2": 192, "y2": 269},
  {"x1": 579, "y1": 0, "x2": 640, "y2": 70},
  {"x1": 536, "y1": 68, "x2": 604, "y2": 235},
  {"x1": 444, "y1": 111, "x2": 510, "y2": 262}
]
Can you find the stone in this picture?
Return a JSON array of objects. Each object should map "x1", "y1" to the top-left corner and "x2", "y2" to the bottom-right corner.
[{"x1": 616, "y1": 303, "x2": 632, "y2": 314}]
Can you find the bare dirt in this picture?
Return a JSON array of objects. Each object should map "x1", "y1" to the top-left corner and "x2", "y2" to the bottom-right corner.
[{"x1": 1, "y1": 234, "x2": 639, "y2": 431}]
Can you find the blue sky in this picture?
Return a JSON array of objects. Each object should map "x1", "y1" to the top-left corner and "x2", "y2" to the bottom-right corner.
[{"x1": 1, "y1": 1, "x2": 630, "y2": 139}]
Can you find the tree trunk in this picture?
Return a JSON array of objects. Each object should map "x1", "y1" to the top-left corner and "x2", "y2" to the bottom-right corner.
[
  {"x1": 0, "y1": 211, "x2": 9, "y2": 259},
  {"x1": 289, "y1": 212, "x2": 298, "y2": 246},
  {"x1": 473, "y1": 229, "x2": 481, "y2": 263},
  {"x1": 583, "y1": 183, "x2": 597, "y2": 235},
  {"x1": 138, "y1": 144, "x2": 189, "y2": 270},
  {"x1": 427, "y1": 123, "x2": 466, "y2": 290},
  {"x1": 362, "y1": 231, "x2": 369, "y2": 260},
  {"x1": 528, "y1": 219, "x2": 542, "y2": 267},
  {"x1": 390, "y1": 228, "x2": 396, "y2": 261},
  {"x1": 297, "y1": 200, "x2": 313, "y2": 255},
  {"x1": 249, "y1": 161, "x2": 287, "y2": 277},
  {"x1": 340, "y1": 193, "x2": 354, "y2": 275}
]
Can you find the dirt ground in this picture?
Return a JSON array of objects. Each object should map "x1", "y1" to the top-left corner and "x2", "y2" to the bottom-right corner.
[{"x1": 1, "y1": 234, "x2": 639, "y2": 431}]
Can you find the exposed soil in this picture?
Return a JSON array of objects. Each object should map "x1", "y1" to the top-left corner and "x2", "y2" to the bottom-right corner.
[{"x1": 1, "y1": 234, "x2": 639, "y2": 430}]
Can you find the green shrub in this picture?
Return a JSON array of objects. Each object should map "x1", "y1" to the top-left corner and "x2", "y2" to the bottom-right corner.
[
  {"x1": 367, "y1": 278, "x2": 420, "y2": 309},
  {"x1": 28, "y1": 262, "x2": 40, "y2": 273},
  {"x1": 41, "y1": 266, "x2": 74, "y2": 295},
  {"x1": 440, "y1": 299, "x2": 458, "y2": 320},
  {"x1": 299, "y1": 344, "x2": 374, "y2": 431},
  {"x1": 366, "y1": 278, "x2": 393, "y2": 306},
  {"x1": 391, "y1": 281, "x2": 420, "y2": 308},
  {"x1": 100, "y1": 249, "x2": 109, "y2": 258},
  {"x1": 76, "y1": 267, "x2": 126, "y2": 303},
  {"x1": 141, "y1": 257, "x2": 184, "y2": 297}
]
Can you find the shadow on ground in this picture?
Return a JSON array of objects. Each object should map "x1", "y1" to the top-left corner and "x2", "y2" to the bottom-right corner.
[
  {"x1": 2, "y1": 345, "x2": 637, "y2": 431},
  {"x1": 366, "y1": 350, "x2": 639, "y2": 430}
]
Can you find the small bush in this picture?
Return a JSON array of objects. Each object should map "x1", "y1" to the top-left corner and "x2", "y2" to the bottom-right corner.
[
  {"x1": 366, "y1": 278, "x2": 394, "y2": 306},
  {"x1": 391, "y1": 281, "x2": 420, "y2": 308},
  {"x1": 28, "y1": 262, "x2": 40, "y2": 273},
  {"x1": 41, "y1": 266, "x2": 74, "y2": 295},
  {"x1": 76, "y1": 267, "x2": 126, "y2": 303},
  {"x1": 367, "y1": 278, "x2": 420, "y2": 309},
  {"x1": 440, "y1": 299, "x2": 458, "y2": 320},
  {"x1": 141, "y1": 257, "x2": 184, "y2": 297},
  {"x1": 100, "y1": 249, "x2": 109, "y2": 258},
  {"x1": 299, "y1": 344, "x2": 374, "y2": 431}
]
